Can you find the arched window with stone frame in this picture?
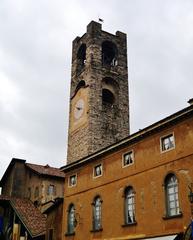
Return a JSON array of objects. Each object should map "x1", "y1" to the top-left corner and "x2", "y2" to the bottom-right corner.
[
  {"x1": 124, "y1": 186, "x2": 136, "y2": 225},
  {"x1": 164, "y1": 173, "x2": 180, "y2": 217},
  {"x1": 77, "y1": 44, "x2": 86, "y2": 74},
  {"x1": 101, "y1": 77, "x2": 119, "y2": 107},
  {"x1": 102, "y1": 41, "x2": 118, "y2": 66},
  {"x1": 67, "y1": 204, "x2": 76, "y2": 235},
  {"x1": 92, "y1": 196, "x2": 102, "y2": 231}
]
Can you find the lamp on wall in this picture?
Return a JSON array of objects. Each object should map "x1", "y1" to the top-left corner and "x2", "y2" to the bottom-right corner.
[
  {"x1": 183, "y1": 185, "x2": 193, "y2": 240},
  {"x1": 74, "y1": 213, "x2": 82, "y2": 227}
]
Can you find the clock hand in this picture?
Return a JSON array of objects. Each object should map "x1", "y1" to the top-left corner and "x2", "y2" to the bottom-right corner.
[{"x1": 76, "y1": 107, "x2": 82, "y2": 110}]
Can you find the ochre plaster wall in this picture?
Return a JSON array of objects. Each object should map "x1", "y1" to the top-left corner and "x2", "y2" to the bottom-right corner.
[
  {"x1": 46, "y1": 202, "x2": 64, "y2": 240},
  {"x1": 63, "y1": 116, "x2": 193, "y2": 240}
]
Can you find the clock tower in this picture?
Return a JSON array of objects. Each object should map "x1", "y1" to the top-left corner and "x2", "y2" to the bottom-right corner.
[{"x1": 67, "y1": 21, "x2": 130, "y2": 164}]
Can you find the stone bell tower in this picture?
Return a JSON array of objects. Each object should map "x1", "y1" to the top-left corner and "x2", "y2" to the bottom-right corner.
[{"x1": 67, "y1": 21, "x2": 130, "y2": 164}]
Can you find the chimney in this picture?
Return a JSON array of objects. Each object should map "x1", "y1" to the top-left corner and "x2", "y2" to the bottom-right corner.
[{"x1": 188, "y1": 98, "x2": 193, "y2": 106}]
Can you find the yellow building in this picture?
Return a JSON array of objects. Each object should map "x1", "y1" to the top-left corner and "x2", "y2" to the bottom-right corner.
[{"x1": 62, "y1": 21, "x2": 193, "y2": 240}]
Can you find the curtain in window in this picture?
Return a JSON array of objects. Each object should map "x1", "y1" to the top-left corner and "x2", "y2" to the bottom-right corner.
[
  {"x1": 93, "y1": 197, "x2": 102, "y2": 230},
  {"x1": 67, "y1": 204, "x2": 75, "y2": 234},
  {"x1": 165, "y1": 174, "x2": 180, "y2": 216},
  {"x1": 125, "y1": 187, "x2": 135, "y2": 224}
]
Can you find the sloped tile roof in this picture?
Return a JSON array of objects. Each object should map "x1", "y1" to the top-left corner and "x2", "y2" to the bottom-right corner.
[
  {"x1": 26, "y1": 163, "x2": 65, "y2": 178},
  {"x1": 11, "y1": 198, "x2": 46, "y2": 237}
]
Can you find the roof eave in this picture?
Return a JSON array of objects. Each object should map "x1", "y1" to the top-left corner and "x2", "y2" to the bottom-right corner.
[{"x1": 25, "y1": 165, "x2": 65, "y2": 179}]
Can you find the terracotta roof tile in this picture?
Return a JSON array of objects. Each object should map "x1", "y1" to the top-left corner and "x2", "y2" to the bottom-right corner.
[
  {"x1": 26, "y1": 163, "x2": 65, "y2": 178},
  {"x1": 11, "y1": 198, "x2": 46, "y2": 237}
]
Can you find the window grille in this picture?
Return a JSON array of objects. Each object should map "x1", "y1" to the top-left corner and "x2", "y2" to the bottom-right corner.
[
  {"x1": 165, "y1": 174, "x2": 180, "y2": 216},
  {"x1": 93, "y1": 197, "x2": 102, "y2": 230},
  {"x1": 125, "y1": 187, "x2": 136, "y2": 224},
  {"x1": 67, "y1": 204, "x2": 75, "y2": 234}
]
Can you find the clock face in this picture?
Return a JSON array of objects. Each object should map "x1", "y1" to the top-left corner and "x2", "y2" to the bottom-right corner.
[{"x1": 74, "y1": 99, "x2": 85, "y2": 120}]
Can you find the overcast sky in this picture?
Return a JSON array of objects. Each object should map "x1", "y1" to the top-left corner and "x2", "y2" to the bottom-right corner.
[{"x1": 0, "y1": 0, "x2": 193, "y2": 179}]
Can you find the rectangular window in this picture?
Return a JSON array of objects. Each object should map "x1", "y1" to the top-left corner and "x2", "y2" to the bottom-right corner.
[
  {"x1": 68, "y1": 174, "x2": 77, "y2": 187},
  {"x1": 161, "y1": 133, "x2": 175, "y2": 152},
  {"x1": 122, "y1": 151, "x2": 134, "y2": 167},
  {"x1": 47, "y1": 185, "x2": 55, "y2": 195},
  {"x1": 93, "y1": 164, "x2": 102, "y2": 178}
]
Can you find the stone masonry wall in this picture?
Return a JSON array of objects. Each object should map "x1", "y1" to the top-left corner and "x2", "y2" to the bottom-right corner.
[{"x1": 67, "y1": 21, "x2": 129, "y2": 164}]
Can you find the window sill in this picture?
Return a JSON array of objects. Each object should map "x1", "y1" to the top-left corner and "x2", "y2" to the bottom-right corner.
[
  {"x1": 122, "y1": 222, "x2": 137, "y2": 227},
  {"x1": 163, "y1": 212, "x2": 183, "y2": 220},
  {"x1": 65, "y1": 232, "x2": 75, "y2": 237},
  {"x1": 160, "y1": 147, "x2": 175, "y2": 154},
  {"x1": 90, "y1": 228, "x2": 103, "y2": 233}
]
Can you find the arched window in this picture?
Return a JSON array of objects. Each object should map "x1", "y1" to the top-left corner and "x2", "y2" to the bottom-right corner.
[
  {"x1": 92, "y1": 196, "x2": 102, "y2": 230},
  {"x1": 102, "y1": 89, "x2": 115, "y2": 105},
  {"x1": 67, "y1": 204, "x2": 76, "y2": 234},
  {"x1": 102, "y1": 41, "x2": 118, "y2": 66},
  {"x1": 77, "y1": 44, "x2": 86, "y2": 74},
  {"x1": 75, "y1": 80, "x2": 86, "y2": 94},
  {"x1": 102, "y1": 77, "x2": 118, "y2": 107},
  {"x1": 124, "y1": 187, "x2": 136, "y2": 224},
  {"x1": 165, "y1": 174, "x2": 180, "y2": 216}
]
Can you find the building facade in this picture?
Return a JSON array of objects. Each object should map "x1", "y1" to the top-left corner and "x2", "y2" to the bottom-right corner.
[
  {"x1": 0, "y1": 158, "x2": 65, "y2": 211},
  {"x1": 62, "y1": 21, "x2": 193, "y2": 240},
  {"x1": 62, "y1": 102, "x2": 193, "y2": 240},
  {"x1": 0, "y1": 158, "x2": 65, "y2": 239},
  {"x1": 44, "y1": 198, "x2": 63, "y2": 240}
]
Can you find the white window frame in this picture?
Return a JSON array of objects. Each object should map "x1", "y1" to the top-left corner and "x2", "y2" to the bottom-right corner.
[
  {"x1": 160, "y1": 132, "x2": 175, "y2": 153},
  {"x1": 165, "y1": 174, "x2": 180, "y2": 217},
  {"x1": 92, "y1": 197, "x2": 102, "y2": 230},
  {"x1": 68, "y1": 174, "x2": 77, "y2": 188},
  {"x1": 93, "y1": 164, "x2": 103, "y2": 178},
  {"x1": 122, "y1": 150, "x2": 134, "y2": 168}
]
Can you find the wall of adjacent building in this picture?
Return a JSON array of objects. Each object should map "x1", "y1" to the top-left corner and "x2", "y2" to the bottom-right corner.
[
  {"x1": 1, "y1": 161, "x2": 27, "y2": 198},
  {"x1": 1, "y1": 161, "x2": 64, "y2": 213},
  {"x1": 24, "y1": 170, "x2": 64, "y2": 211},
  {"x1": 45, "y1": 201, "x2": 63, "y2": 240}
]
